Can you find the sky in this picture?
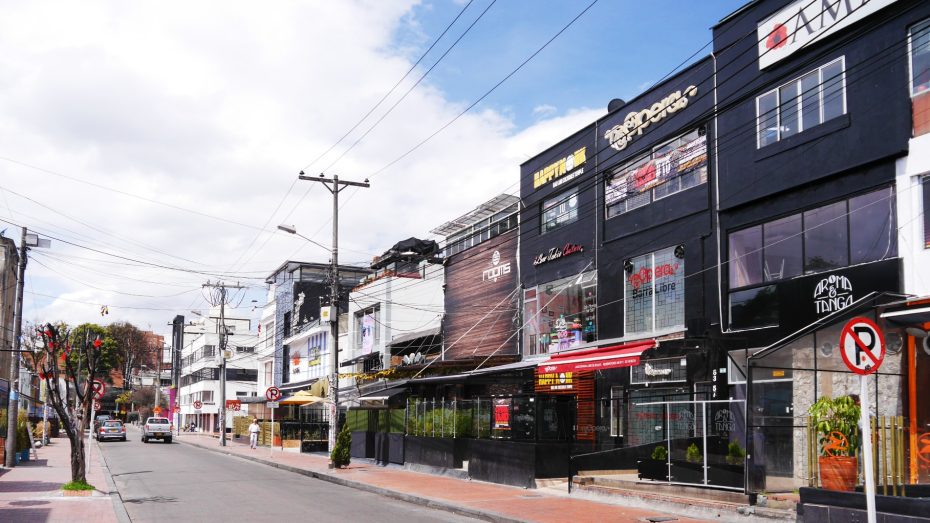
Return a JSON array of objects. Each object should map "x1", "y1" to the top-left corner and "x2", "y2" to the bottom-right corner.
[{"x1": 0, "y1": 0, "x2": 746, "y2": 340}]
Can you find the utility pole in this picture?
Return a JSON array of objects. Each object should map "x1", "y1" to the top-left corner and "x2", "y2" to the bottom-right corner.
[
  {"x1": 296, "y1": 171, "x2": 369, "y2": 458},
  {"x1": 202, "y1": 281, "x2": 244, "y2": 447},
  {"x1": 4, "y1": 227, "x2": 48, "y2": 467}
]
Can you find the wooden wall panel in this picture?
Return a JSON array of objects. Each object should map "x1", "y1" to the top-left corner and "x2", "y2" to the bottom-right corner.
[
  {"x1": 443, "y1": 230, "x2": 519, "y2": 360},
  {"x1": 534, "y1": 369, "x2": 595, "y2": 442}
]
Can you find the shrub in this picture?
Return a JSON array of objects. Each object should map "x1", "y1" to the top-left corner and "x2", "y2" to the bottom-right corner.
[
  {"x1": 685, "y1": 443, "x2": 702, "y2": 464},
  {"x1": 16, "y1": 412, "x2": 31, "y2": 452},
  {"x1": 725, "y1": 442, "x2": 746, "y2": 465},
  {"x1": 651, "y1": 445, "x2": 668, "y2": 461},
  {"x1": 330, "y1": 422, "x2": 351, "y2": 468}
]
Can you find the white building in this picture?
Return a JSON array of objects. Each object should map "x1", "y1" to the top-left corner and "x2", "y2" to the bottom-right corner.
[
  {"x1": 344, "y1": 238, "x2": 444, "y2": 394},
  {"x1": 178, "y1": 307, "x2": 258, "y2": 433}
]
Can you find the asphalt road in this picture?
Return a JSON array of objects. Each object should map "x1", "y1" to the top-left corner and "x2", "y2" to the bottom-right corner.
[{"x1": 98, "y1": 429, "x2": 479, "y2": 523}]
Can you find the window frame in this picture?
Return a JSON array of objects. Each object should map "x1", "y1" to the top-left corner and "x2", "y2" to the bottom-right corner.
[
  {"x1": 909, "y1": 18, "x2": 930, "y2": 97},
  {"x1": 756, "y1": 56, "x2": 847, "y2": 148},
  {"x1": 540, "y1": 187, "x2": 580, "y2": 234},
  {"x1": 605, "y1": 127, "x2": 707, "y2": 217}
]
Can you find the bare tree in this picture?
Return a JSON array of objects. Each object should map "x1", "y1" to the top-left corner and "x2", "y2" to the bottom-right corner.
[{"x1": 107, "y1": 322, "x2": 147, "y2": 389}]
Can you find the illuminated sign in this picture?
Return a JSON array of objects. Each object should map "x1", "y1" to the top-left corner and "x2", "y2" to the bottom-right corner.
[
  {"x1": 532, "y1": 147, "x2": 586, "y2": 189},
  {"x1": 604, "y1": 86, "x2": 698, "y2": 151},
  {"x1": 757, "y1": 0, "x2": 898, "y2": 69},
  {"x1": 536, "y1": 371, "x2": 574, "y2": 391},
  {"x1": 533, "y1": 243, "x2": 584, "y2": 266}
]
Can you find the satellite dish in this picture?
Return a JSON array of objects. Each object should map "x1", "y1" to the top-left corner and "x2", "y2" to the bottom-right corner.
[
  {"x1": 416, "y1": 352, "x2": 425, "y2": 364},
  {"x1": 403, "y1": 354, "x2": 411, "y2": 365}
]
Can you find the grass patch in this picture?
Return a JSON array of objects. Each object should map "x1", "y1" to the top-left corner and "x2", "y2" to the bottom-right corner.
[{"x1": 61, "y1": 480, "x2": 95, "y2": 491}]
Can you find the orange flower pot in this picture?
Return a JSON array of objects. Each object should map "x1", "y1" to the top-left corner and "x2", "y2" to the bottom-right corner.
[{"x1": 819, "y1": 456, "x2": 858, "y2": 491}]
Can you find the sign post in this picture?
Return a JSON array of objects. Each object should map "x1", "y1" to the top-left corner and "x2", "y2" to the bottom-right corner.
[
  {"x1": 840, "y1": 317, "x2": 886, "y2": 523},
  {"x1": 265, "y1": 386, "x2": 281, "y2": 456}
]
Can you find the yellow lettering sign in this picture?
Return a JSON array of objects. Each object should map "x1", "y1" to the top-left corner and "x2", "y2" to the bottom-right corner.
[{"x1": 532, "y1": 148, "x2": 586, "y2": 189}]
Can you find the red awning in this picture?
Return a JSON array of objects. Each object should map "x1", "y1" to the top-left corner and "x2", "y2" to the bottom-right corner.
[{"x1": 537, "y1": 340, "x2": 657, "y2": 374}]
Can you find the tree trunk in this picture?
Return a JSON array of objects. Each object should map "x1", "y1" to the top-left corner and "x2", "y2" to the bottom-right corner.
[{"x1": 68, "y1": 431, "x2": 86, "y2": 483}]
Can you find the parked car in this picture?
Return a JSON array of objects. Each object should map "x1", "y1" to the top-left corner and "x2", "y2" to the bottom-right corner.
[
  {"x1": 93, "y1": 414, "x2": 112, "y2": 432},
  {"x1": 142, "y1": 417, "x2": 172, "y2": 443},
  {"x1": 96, "y1": 420, "x2": 127, "y2": 442}
]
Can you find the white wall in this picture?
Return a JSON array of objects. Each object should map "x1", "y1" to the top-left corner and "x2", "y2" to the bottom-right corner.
[{"x1": 896, "y1": 133, "x2": 930, "y2": 297}]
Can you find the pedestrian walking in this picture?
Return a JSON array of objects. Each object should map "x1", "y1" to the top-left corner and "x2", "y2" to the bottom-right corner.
[{"x1": 248, "y1": 419, "x2": 261, "y2": 449}]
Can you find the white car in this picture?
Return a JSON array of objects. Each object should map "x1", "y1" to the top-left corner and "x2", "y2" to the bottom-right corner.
[{"x1": 141, "y1": 417, "x2": 173, "y2": 443}]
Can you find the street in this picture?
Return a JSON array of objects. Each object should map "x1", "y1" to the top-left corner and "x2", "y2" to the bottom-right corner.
[{"x1": 99, "y1": 429, "x2": 479, "y2": 523}]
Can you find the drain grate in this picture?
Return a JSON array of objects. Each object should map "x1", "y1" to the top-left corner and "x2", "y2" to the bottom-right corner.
[{"x1": 645, "y1": 517, "x2": 678, "y2": 523}]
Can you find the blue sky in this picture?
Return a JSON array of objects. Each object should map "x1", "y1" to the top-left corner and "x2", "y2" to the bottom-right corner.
[{"x1": 393, "y1": 0, "x2": 747, "y2": 128}]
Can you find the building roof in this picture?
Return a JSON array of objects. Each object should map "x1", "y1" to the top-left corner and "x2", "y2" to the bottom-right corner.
[
  {"x1": 430, "y1": 194, "x2": 520, "y2": 238},
  {"x1": 265, "y1": 260, "x2": 370, "y2": 284}
]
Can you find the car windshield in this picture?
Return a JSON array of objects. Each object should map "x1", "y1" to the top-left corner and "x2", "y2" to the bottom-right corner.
[
  {"x1": 104, "y1": 421, "x2": 122, "y2": 427},
  {"x1": 148, "y1": 418, "x2": 169, "y2": 424}
]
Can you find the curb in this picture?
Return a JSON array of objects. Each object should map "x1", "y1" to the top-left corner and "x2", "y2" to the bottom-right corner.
[
  {"x1": 93, "y1": 437, "x2": 133, "y2": 523},
  {"x1": 176, "y1": 437, "x2": 526, "y2": 523}
]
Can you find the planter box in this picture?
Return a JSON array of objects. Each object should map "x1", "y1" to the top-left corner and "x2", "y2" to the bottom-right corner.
[
  {"x1": 669, "y1": 460, "x2": 704, "y2": 484},
  {"x1": 404, "y1": 436, "x2": 459, "y2": 469},
  {"x1": 707, "y1": 463, "x2": 744, "y2": 488},
  {"x1": 637, "y1": 459, "x2": 669, "y2": 482}
]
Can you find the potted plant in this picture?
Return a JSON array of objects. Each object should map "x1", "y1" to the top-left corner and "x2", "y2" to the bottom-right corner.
[
  {"x1": 708, "y1": 441, "x2": 746, "y2": 488},
  {"x1": 670, "y1": 442, "x2": 705, "y2": 484},
  {"x1": 637, "y1": 445, "x2": 669, "y2": 481},
  {"x1": 809, "y1": 395, "x2": 860, "y2": 492}
]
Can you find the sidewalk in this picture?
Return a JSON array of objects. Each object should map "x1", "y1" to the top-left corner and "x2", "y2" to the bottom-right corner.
[
  {"x1": 0, "y1": 436, "x2": 124, "y2": 523},
  {"x1": 177, "y1": 432, "x2": 717, "y2": 523}
]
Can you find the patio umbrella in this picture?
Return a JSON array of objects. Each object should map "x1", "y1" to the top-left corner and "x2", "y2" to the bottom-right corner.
[{"x1": 279, "y1": 390, "x2": 325, "y2": 406}]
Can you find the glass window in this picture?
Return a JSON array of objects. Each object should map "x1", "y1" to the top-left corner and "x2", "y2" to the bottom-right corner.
[
  {"x1": 763, "y1": 214, "x2": 802, "y2": 281},
  {"x1": 757, "y1": 91, "x2": 779, "y2": 147},
  {"x1": 606, "y1": 129, "x2": 707, "y2": 217},
  {"x1": 756, "y1": 58, "x2": 845, "y2": 147},
  {"x1": 609, "y1": 386, "x2": 623, "y2": 437},
  {"x1": 779, "y1": 83, "x2": 800, "y2": 138},
  {"x1": 729, "y1": 226, "x2": 763, "y2": 287},
  {"x1": 524, "y1": 273, "x2": 597, "y2": 355},
  {"x1": 541, "y1": 188, "x2": 579, "y2": 233},
  {"x1": 800, "y1": 71, "x2": 822, "y2": 129},
  {"x1": 804, "y1": 201, "x2": 848, "y2": 273},
  {"x1": 924, "y1": 177, "x2": 930, "y2": 249},
  {"x1": 821, "y1": 59, "x2": 845, "y2": 121},
  {"x1": 729, "y1": 285, "x2": 778, "y2": 329},
  {"x1": 910, "y1": 19, "x2": 930, "y2": 96},
  {"x1": 625, "y1": 246, "x2": 685, "y2": 335},
  {"x1": 849, "y1": 187, "x2": 896, "y2": 264}
]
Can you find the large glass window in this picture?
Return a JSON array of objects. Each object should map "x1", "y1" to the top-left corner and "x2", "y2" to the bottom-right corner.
[
  {"x1": 727, "y1": 187, "x2": 896, "y2": 328},
  {"x1": 910, "y1": 19, "x2": 930, "y2": 96},
  {"x1": 849, "y1": 187, "x2": 896, "y2": 264},
  {"x1": 624, "y1": 245, "x2": 685, "y2": 336},
  {"x1": 756, "y1": 57, "x2": 846, "y2": 147},
  {"x1": 522, "y1": 272, "x2": 597, "y2": 355},
  {"x1": 606, "y1": 128, "x2": 707, "y2": 217},
  {"x1": 541, "y1": 188, "x2": 579, "y2": 233},
  {"x1": 444, "y1": 203, "x2": 518, "y2": 256},
  {"x1": 354, "y1": 306, "x2": 380, "y2": 352},
  {"x1": 804, "y1": 201, "x2": 848, "y2": 273}
]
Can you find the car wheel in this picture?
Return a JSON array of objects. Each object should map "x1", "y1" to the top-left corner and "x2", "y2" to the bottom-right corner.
[
  {"x1": 122, "y1": 437, "x2": 127, "y2": 442},
  {"x1": 165, "y1": 438, "x2": 172, "y2": 444},
  {"x1": 142, "y1": 437, "x2": 147, "y2": 443}
]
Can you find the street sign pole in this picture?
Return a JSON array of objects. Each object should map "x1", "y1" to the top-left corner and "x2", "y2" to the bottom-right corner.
[
  {"x1": 839, "y1": 317, "x2": 885, "y2": 523},
  {"x1": 860, "y1": 373, "x2": 876, "y2": 523},
  {"x1": 270, "y1": 402, "x2": 275, "y2": 457},
  {"x1": 265, "y1": 386, "x2": 281, "y2": 457}
]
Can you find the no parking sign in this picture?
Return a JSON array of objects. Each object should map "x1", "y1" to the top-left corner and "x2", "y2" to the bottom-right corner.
[{"x1": 839, "y1": 317, "x2": 885, "y2": 375}]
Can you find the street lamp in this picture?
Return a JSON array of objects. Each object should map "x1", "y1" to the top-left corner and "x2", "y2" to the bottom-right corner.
[{"x1": 277, "y1": 225, "x2": 333, "y2": 253}]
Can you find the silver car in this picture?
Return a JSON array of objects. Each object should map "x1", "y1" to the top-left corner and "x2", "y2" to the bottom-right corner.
[
  {"x1": 141, "y1": 417, "x2": 173, "y2": 443},
  {"x1": 96, "y1": 420, "x2": 127, "y2": 441}
]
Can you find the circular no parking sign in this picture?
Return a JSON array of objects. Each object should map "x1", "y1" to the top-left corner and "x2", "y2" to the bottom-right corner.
[{"x1": 839, "y1": 317, "x2": 885, "y2": 375}]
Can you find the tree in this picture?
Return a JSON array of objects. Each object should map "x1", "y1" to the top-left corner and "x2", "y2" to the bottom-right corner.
[
  {"x1": 107, "y1": 322, "x2": 148, "y2": 389},
  {"x1": 28, "y1": 322, "x2": 112, "y2": 484}
]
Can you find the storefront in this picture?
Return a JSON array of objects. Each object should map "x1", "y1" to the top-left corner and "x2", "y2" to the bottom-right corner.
[{"x1": 711, "y1": 0, "x2": 930, "y2": 498}]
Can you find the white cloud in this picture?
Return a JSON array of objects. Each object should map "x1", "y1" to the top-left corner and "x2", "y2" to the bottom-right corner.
[
  {"x1": 0, "y1": 1, "x2": 601, "y2": 336},
  {"x1": 532, "y1": 104, "x2": 557, "y2": 118}
]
